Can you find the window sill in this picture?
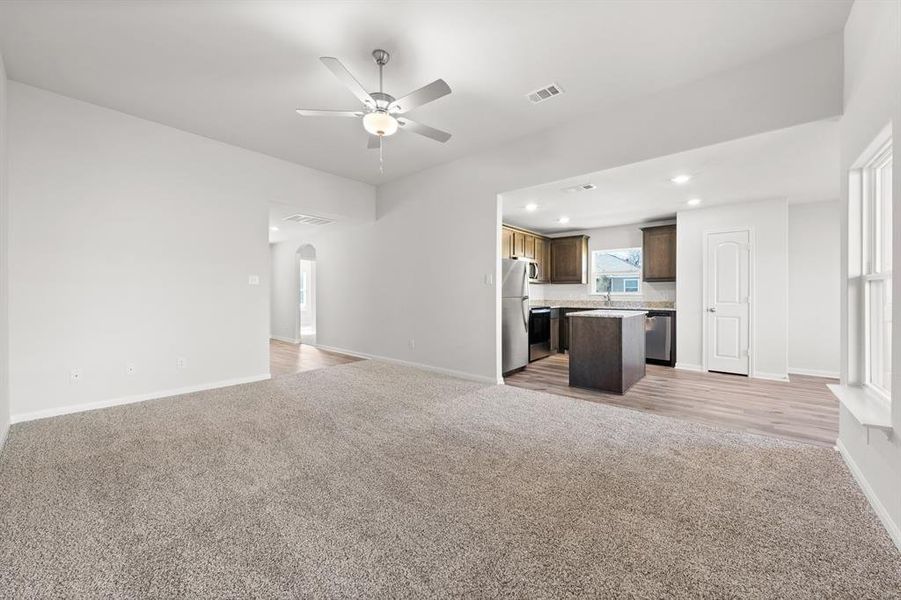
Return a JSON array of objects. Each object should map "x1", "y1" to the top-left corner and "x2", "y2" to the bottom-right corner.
[{"x1": 827, "y1": 384, "x2": 893, "y2": 431}]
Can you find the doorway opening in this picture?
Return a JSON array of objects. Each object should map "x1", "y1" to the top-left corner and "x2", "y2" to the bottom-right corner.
[{"x1": 297, "y1": 244, "x2": 317, "y2": 345}]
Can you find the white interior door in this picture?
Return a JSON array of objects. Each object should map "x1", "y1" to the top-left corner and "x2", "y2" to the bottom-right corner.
[{"x1": 706, "y1": 230, "x2": 750, "y2": 375}]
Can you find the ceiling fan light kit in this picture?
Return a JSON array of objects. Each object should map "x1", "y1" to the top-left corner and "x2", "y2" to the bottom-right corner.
[
  {"x1": 296, "y1": 48, "x2": 452, "y2": 173},
  {"x1": 363, "y1": 111, "x2": 397, "y2": 137}
]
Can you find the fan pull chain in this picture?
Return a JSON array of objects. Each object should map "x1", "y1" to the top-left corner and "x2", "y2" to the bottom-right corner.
[{"x1": 379, "y1": 136, "x2": 383, "y2": 174}]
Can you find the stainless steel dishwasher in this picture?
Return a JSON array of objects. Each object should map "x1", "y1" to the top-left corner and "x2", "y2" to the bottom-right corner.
[{"x1": 645, "y1": 313, "x2": 673, "y2": 364}]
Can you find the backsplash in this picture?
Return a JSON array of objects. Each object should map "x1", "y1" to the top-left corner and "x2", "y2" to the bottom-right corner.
[{"x1": 530, "y1": 281, "x2": 676, "y2": 305}]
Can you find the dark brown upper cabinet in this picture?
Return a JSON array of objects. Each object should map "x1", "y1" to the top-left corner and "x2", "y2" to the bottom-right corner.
[
  {"x1": 513, "y1": 231, "x2": 528, "y2": 258},
  {"x1": 534, "y1": 237, "x2": 550, "y2": 283},
  {"x1": 523, "y1": 235, "x2": 536, "y2": 259},
  {"x1": 501, "y1": 225, "x2": 552, "y2": 283},
  {"x1": 550, "y1": 235, "x2": 590, "y2": 284},
  {"x1": 641, "y1": 224, "x2": 676, "y2": 282},
  {"x1": 501, "y1": 227, "x2": 514, "y2": 259}
]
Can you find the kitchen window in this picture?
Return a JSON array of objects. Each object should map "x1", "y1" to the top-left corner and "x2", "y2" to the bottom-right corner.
[
  {"x1": 591, "y1": 248, "x2": 642, "y2": 295},
  {"x1": 861, "y1": 138, "x2": 893, "y2": 397}
]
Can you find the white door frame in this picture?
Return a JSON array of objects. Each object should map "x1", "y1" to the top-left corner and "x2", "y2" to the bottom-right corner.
[{"x1": 701, "y1": 226, "x2": 755, "y2": 376}]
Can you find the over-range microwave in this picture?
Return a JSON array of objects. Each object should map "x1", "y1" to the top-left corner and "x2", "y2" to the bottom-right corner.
[{"x1": 514, "y1": 257, "x2": 540, "y2": 281}]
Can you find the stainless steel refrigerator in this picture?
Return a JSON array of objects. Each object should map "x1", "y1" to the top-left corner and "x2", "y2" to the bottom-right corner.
[{"x1": 502, "y1": 259, "x2": 529, "y2": 374}]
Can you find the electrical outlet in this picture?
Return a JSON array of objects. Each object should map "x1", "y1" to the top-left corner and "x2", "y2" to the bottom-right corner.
[
  {"x1": 176, "y1": 357, "x2": 187, "y2": 369},
  {"x1": 126, "y1": 362, "x2": 136, "y2": 375},
  {"x1": 248, "y1": 275, "x2": 260, "y2": 286},
  {"x1": 409, "y1": 339, "x2": 415, "y2": 351},
  {"x1": 69, "y1": 368, "x2": 82, "y2": 384}
]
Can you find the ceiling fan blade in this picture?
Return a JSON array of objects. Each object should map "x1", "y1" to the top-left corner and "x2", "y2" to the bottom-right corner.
[
  {"x1": 319, "y1": 57, "x2": 375, "y2": 108},
  {"x1": 296, "y1": 109, "x2": 363, "y2": 117},
  {"x1": 389, "y1": 79, "x2": 451, "y2": 114},
  {"x1": 396, "y1": 117, "x2": 452, "y2": 143},
  {"x1": 367, "y1": 135, "x2": 381, "y2": 150}
]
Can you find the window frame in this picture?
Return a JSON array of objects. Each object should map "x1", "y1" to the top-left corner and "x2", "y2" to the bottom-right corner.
[
  {"x1": 590, "y1": 247, "x2": 643, "y2": 296},
  {"x1": 299, "y1": 270, "x2": 308, "y2": 310},
  {"x1": 860, "y1": 139, "x2": 892, "y2": 399}
]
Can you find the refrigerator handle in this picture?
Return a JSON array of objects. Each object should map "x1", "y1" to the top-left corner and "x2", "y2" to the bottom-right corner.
[{"x1": 521, "y1": 266, "x2": 529, "y2": 330}]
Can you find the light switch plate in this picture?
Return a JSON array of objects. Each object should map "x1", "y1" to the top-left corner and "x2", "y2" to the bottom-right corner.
[{"x1": 248, "y1": 275, "x2": 261, "y2": 285}]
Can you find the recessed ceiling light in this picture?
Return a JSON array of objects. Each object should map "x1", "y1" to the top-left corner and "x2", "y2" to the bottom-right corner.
[
  {"x1": 671, "y1": 174, "x2": 692, "y2": 185},
  {"x1": 686, "y1": 198, "x2": 702, "y2": 206},
  {"x1": 558, "y1": 216, "x2": 570, "y2": 224},
  {"x1": 525, "y1": 203, "x2": 538, "y2": 212},
  {"x1": 270, "y1": 226, "x2": 279, "y2": 231}
]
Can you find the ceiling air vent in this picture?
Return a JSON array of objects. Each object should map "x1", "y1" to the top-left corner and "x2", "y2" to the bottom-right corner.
[
  {"x1": 526, "y1": 83, "x2": 564, "y2": 104},
  {"x1": 562, "y1": 183, "x2": 597, "y2": 193},
  {"x1": 282, "y1": 213, "x2": 334, "y2": 226}
]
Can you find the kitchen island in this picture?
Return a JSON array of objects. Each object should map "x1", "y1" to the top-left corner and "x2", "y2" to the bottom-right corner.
[{"x1": 568, "y1": 310, "x2": 646, "y2": 394}]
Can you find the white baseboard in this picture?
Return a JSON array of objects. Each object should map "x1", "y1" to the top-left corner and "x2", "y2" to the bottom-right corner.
[
  {"x1": 10, "y1": 373, "x2": 272, "y2": 424},
  {"x1": 270, "y1": 335, "x2": 300, "y2": 344},
  {"x1": 314, "y1": 344, "x2": 498, "y2": 385},
  {"x1": 0, "y1": 420, "x2": 8, "y2": 453},
  {"x1": 836, "y1": 439, "x2": 901, "y2": 553},
  {"x1": 677, "y1": 362, "x2": 789, "y2": 382},
  {"x1": 788, "y1": 367, "x2": 840, "y2": 379},
  {"x1": 675, "y1": 362, "x2": 702, "y2": 372},
  {"x1": 752, "y1": 371, "x2": 791, "y2": 382}
]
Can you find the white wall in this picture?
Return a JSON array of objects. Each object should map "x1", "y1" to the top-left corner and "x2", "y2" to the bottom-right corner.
[
  {"x1": 528, "y1": 221, "x2": 677, "y2": 304},
  {"x1": 8, "y1": 83, "x2": 374, "y2": 420},
  {"x1": 369, "y1": 35, "x2": 842, "y2": 382},
  {"x1": 788, "y1": 201, "x2": 840, "y2": 377},
  {"x1": 838, "y1": 0, "x2": 901, "y2": 549},
  {"x1": 269, "y1": 221, "x2": 383, "y2": 361},
  {"x1": 269, "y1": 242, "x2": 297, "y2": 343},
  {"x1": 676, "y1": 198, "x2": 789, "y2": 379},
  {"x1": 0, "y1": 52, "x2": 9, "y2": 447},
  {"x1": 269, "y1": 242, "x2": 316, "y2": 344}
]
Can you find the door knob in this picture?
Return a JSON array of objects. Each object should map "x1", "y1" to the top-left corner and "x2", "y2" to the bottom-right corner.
[{"x1": 707, "y1": 307, "x2": 716, "y2": 313}]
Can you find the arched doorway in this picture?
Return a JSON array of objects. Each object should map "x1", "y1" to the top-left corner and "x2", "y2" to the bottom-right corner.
[{"x1": 296, "y1": 244, "x2": 316, "y2": 345}]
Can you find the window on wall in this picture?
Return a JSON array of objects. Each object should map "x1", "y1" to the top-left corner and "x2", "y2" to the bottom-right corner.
[
  {"x1": 591, "y1": 248, "x2": 642, "y2": 295},
  {"x1": 299, "y1": 270, "x2": 308, "y2": 309},
  {"x1": 862, "y1": 140, "x2": 893, "y2": 397}
]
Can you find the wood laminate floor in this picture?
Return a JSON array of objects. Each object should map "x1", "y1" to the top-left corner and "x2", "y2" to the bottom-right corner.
[
  {"x1": 505, "y1": 353, "x2": 839, "y2": 447},
  {"x1": 270, "y1": 339, "x2": 363, "y2": 377}
]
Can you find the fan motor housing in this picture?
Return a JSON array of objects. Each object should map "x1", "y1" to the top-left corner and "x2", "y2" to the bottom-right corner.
[{"x1": 369, "y1": 91, "x2": 395, "y2": 111}]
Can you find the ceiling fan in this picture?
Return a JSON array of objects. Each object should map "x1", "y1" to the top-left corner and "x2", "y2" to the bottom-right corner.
[{"x1": 296, "y1": 49, "x2": 452, "y2": 171}]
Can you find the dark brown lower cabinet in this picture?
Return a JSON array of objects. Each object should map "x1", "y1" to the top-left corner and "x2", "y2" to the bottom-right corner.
[
  {"x1": 568, "y1": 314, "x2": 646, "y2": 394},
  {"x1": 549, "y1": 309, "x2": 561, "y2": 353}
]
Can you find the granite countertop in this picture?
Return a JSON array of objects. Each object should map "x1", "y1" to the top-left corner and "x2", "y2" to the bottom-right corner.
[
  {"x1": 567, "y1": 310, "x2": 648, "y2": 319},
  {"x1": 530, "y1": 299, "x2": 675, "y2": 312}
]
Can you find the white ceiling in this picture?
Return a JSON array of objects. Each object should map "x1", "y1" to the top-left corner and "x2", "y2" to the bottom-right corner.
[
  {"x1": 502, "y1": 119, "x2": 839, "y2": 234},
  {"x1": 0, "y1": 1, "x2": 851, "y2": 185}
]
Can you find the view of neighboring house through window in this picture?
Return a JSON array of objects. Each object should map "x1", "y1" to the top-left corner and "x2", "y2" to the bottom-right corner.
[
  {"x1": 863, "y1": 139, "x2": 892, "y2": 396},
  {"x1": 592, "y1": 248, "x2": 642, "y2": 295}
]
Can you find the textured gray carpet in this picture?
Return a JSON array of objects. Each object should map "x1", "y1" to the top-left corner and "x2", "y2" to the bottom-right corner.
[{"x1": 0, "y1": 360, "x2": 898, "y2": 599}]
